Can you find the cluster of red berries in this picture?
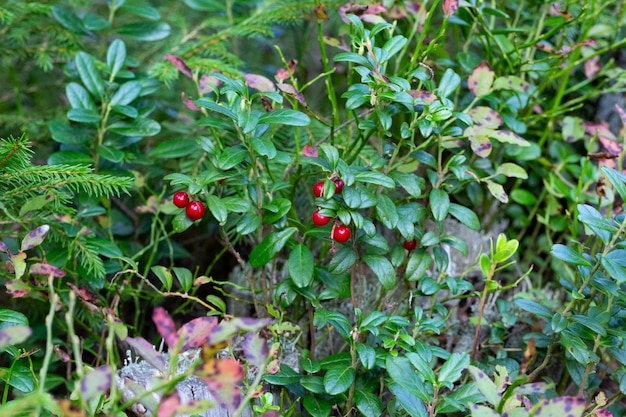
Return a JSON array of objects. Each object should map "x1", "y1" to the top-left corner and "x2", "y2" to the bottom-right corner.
[
  {"x1": 311, "y1": 178, "x2": 351, "y2": 243},
  {"x1": 173, "y1": 191, "x2": 205, "y2": 221}
]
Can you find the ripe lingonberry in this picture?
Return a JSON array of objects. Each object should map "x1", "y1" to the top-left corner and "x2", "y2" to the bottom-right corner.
[
  {"x1": 332, "y1": 225, "x2": 351, "y2": 243},
  {"x1": 403, "y1": 239, "x2": 417, "y2": 251},
  {"x1": 313, "y1": 181, "x2": 325, "y2": 198},
  {"x1": 173, "y1": 192, "x2": 190, "y2": 208},
  {"x1": 333, "y1": 178, "x2": 344, "y2": 194},
  {"x1": 186, "y1": 201, "x2": 205, "y2": 221},
  {"x1": 312, "y1": 210, "x2": 331, "y2": 226}
]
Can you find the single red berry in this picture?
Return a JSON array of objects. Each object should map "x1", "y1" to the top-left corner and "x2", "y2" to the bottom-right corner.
[
  {"x1": 332, "y1": 225, "x2": 351, "y2": 243},
  {"x1": 218, "y1": 178, "x2": 226, "y2": 184},
  {"x1": 333, "y1": 178, "x2": 345, "y2": 194},
  {"x1": 313, "y1": 181, "x2": 325, "y2": 198},
  {"x1": 186, "y1": 201, "x2": 205, "y2": 221},
  {"x1": 173, "y1": 192, "x2": 190, "y2": 208},
  {"x1": 312, "y1": 210, "x2": 331, "y2": 226},
  {"x1": 403, "y1": 239, "x2": 417, "y2": 251}
]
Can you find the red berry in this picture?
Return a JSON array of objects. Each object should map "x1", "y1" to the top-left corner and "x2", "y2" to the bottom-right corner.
[
  {"x1": 186, "y1": 201, "x2": 205, "y2": 221},
  {"x1": 218, "y1": 178, "x2": 226, "y2": 184},
  {"x1": 312, "y1": 210, "x2": 331, "y2": 226},
  {"x1": 313, "y1": 181, "x2": 325, "y2": 198},
  {"x1": 333, "y1": 178, "x2": 344, "y2": 194},
  {"x1": 173, "y1": 192, "x2": 190, "y2": 208},
  {"x1": 403, "y1": 239, "x2": 417, "y2": 251},
  {"x1": 332, "y1": 225, "x2": 351, "y2": 243}
]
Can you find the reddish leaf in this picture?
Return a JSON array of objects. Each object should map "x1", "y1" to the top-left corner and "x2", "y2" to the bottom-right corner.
[
  {"x1": 584, "y1": 56, "x2": 602, "y2": 79},
  {"x1": 468, "y1": 62, "x2": 494, "y2": 98},
  {"x1": 125, "y1": 336, "x2": 167, "y2": 370},
  {"x1": 365, "y1": 3, "x2": 387, "y2": 15},
  {"x1": 175, "y1": 316, "x2": 219, "y2": 351},
  {"x1": 197, "y1": 357, "x2": 244, "y2": 411},
  {"x1": 0, "y1": 241, "x2": 8, "y2": 253},
  {"x1": 54, "y1": 345, "x2": 71, "y2": 363},
  {"x1": 409, "y1": 90, "x2": 438, "y2": 104},
  {"x1": 592, "y1": 409, "x2": 613, "y2": 417},
  {"x1": 199, "y1": 74, "x2": 221, "y2": 94},
  {"x1": 67, "y1": 282, "x2": 98, "y2": 303},
  {"x1": 158, "y1": 392, "x2": 181, "y2": 417},
  {"x1": 338, "y1": 3, "x2": 368, "y2": 23},
  {"x1": 21, "y1": 225, "x2": 49, "y2": 251},
  {"x1": 5, "y1": 279, "x2": 30, "y2": 298},
  {"x1": 29, "y1": 262, "x2": 66, "y2": 278},
  {"x1": 244, "y1": 73, "x2": 276, "y2": 92},
  {"x1": 615, "y1": 104, "x2": 626, "y2": 129},
  {"x1": 464, "y1": 126, "x2": 493, "y2": 157},
  {"x1": 302, "y1": 144, "x2": 318, "y2": 157},
  {"x1": 152, "y1": 307, "x2": 178, "y2": 350},
  {"x1": 443, "y1": 0, "x2": 459, "y2": 16},
  {"x1": 181, "y1": 92, "x2": 201, "y2": 111},
  {"x1": 315, "y1": 4, "x2": 328, "y2": 20},
  {"x1": 165, "y1": 55, "x2": 192, "y2": 78}
]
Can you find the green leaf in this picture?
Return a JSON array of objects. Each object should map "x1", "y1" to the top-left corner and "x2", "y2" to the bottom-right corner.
[
  {"x1": 406, "y1": 250, "x2": 432, "y2": 281},
  {"x1": 67, "y1": 108, "x2": 101, "y2": 124},
  {"x1": 515, "y1": 298, "x2": 552, "y2": 319},
  {"x1": 551, "y1": 244, "x2": 591, "y2": 267},
  {"x1": 0, "y1": 310, "x2": 29, "y2": 326},
  {"x1": 66, "y1": 82, "x2": 95, "y2": 110},
  {"x1": 117, "y1": 22, "x2": 171, "y2": 41},
  {"x1": 0, "y1": 365, "x2": 36, "y2": 392},
  {"x1": 496, "y1": 162, "x2": 528, "y2": 179},
  {"x1": 300, "y1": 375, "x2": 326, "y2": 393},
  {"x1": 217, "y1": 147, "x2": 248, "y2": 170},
  {"x1": 375, "y1": 194, "x2": 399, "y2": 229},
  {"x1": 510, "y1": 189, "x2": 537, "y2": 206},
  {"x1": 356, "y1": 342, "x2": 376, "y2": 370},
  {"x1": 390, "y1": 172, "x2": 422, "y2": 197},
  {"x1": 437, "y1": 353, "x2": 469, "y2": 388},
  {"x1": 183, "y1": 0, "x2": 225, "y2": 11},
  {"x1": 468, "y1": 365, "x2": 501, "y2": 406},
  {"x1": 386, "y1": 356, "x2": 430, "y2": 403},
  {"x1": 303, "y1": 396, "x2": 332, "y2": 417},
  {"x1": 288, "y1": 245, "x2": 314, "y2": 288},
  {"x1": 109, "y1": 118, "x2": 161, "y2": 137},
  {"x1": 354, "y1": 171, "x2": 395, "y2": 188},
  {"x1": 600, "y1": 256, "x2": 626, "y2": 283},
  {"x1": 52, "y1": 5, "x2": 88, "y2": 34},
  {"x1": 602, "y1": 166, "x2": 626, "y2": 202},
  {"x1": 249, "y1": 228, "x2": 296, "y2": 268},
  {"x1": 251, "y1": 137, "x2": 277, "y2": 159},
  {"x1": 49, "y1": 121, "x2": 91, "y2": 145},
  {"x1": 97, "y1": 145, "x2": 124, "y2": 163},
  {"x1": 355, "y1": 390, "x2": 383, "y2": 417},
  {"x1": 151, "y1": 139, "x2": 200, "y2": 158},
  {"x1": 487, "y1": 181, "x2": 508, "y2": 203},
  {"x1": 571, "y1": 315, "x2": 607, "y2": 336},
  {"x1": 110, "y1": 80, "x2": 142, "y2": 106},
  {"x1": 333, "y1": 52, "x2": 373, "y2": 68},
  {"x1": 172, "y1": 267, "x2": 193, "y2": 293},
  {"x1": 194, "y1": 98, "x2": 237, "y2": 120},
  {"x1": 577, "y1": 204, "x2": 613, "y2": 243},
  {"x1": 121, "y1": 3, "x2": 160, "y2": 20},
  {"x1": 437, "y1": 68, "x2": 461, "y2": 98},
  {"x1": 479, "y1": 254, "x2": 492, "y2": 277},
  {"x1": 205, "y1": 195, "x2": 227, "y2": 225},
  {"x1": 172, "y1": 211, "x2": 193, "y2": 233},
  {"x1": 328, "y1": 246, "x2": 357, "y2": 274},
  {"x1": 363, "y1": 255, "x2": 395, "y2": 290},
  {"x1": 448, "y1": 203, "x2": 480, "y2": 230},
  {"x1": 323, "y1": 366, "x2": 354, "y2": 395},
  {"x1": 151, "y1": 265, "x2": 172, "y2": 291},
  {"x1": 222, "y1": 197, "x2": 250, "y2": 213},
  {"x1": 83, "y1": 13, "x2": 110, "y2": 31},
  {"x1": 75, "y1": 52, "x2": 105, "y2": 99},
  {"x1": 107, "y1": 39, "x2": 126, "y2": 79},
  {"x1": 47, "y1": 151, "x2": 93, "y2": 165},
  {"x1": 263, "y1": 364, "x2": 300, "y2": 385},
  {"x1": 257, "y1": 109, "x2": 310, "y2": 126},
  {"x1": 430, "y1": 189, "x2": 449, "y2": 222}
]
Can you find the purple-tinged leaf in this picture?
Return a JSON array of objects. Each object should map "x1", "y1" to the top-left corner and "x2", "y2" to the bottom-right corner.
[
  {"x1": 180, "y1": 92, "x2": 201, "y2": 111},
  {"x1": 199, "y1": 74, "x2": 221, "y2": 94},
  {"x1": 489, "y1": 130, "x2": 529, "y2": 147},
  {"x1": 175, "y1": 316, "x2": 218, "y2": 351},
  {"x1": 244, "y1": 73, "x2": 276, "y2": 92},
  {"x1": 615, "y1": 104, "x2": 626, "y2": 130},
  {"x1": 496, "y1": 163, "x2": 528, "y2": 179},
  {"x1": 125, "y1": 336, "x2": 166, "y2": 370},
  {"x1": 197, "y1": 357, "x2": 243, "y2": 411},
  {"x1": 513, "y1": 382, "x2": 552, "y2": 395},
  {"x1": 207, "y1": 318, "x2": 272, "y2": 345},
  {"x1": 152, "y1": 307, "x2": 178, "y2": 350},
  {"x1": 467, "y1": 365, "x2": 501, "y2": 406},
  {"x1": 487, "y1": 181, "x2": 508, "y2": 204},
  {"x1": 165, "y1": 55, "x2": 192, "y2": 78},
  {"x1": 21, "y1": 225, "x2": 50, "y2": 251},
  {"x1": 464, "y1": 126, "x2": 493, "y2": 157},
  {"x1": 5, "y1": 279, "x2": 30, "y2": 298},
  {"x1": 470, "y1": 404, "x2": 499, "y2": 417},
  {"x1": 302, "y1": 144, "x2": 318, "y2": 157},
  {"x1": 242, "y1": 331, "x2": 269, "y2": 367},
  {"x1": 468, "y1": 61, "x2": 494, "y2": 98},
  {"x1": 277, "y1": 83, "x2": 307, "y2": 106},
  {"x1": 585, "y1": 56, "x2": 601, "y2": 79},
  {"x1": 534, "y1": 396, "x2": 585, "y2": 417},
  {"x1": 443, "y1": 0, "x2": 459, "y2": 16},
  {"x1": 0, "y1": 241, "x2": 8, "y2": 253},
  {"x1": 158, "y1": 392, "x2": 181, "y2": 417},
  {"x1": 593, "y1": 409, "x2": 613, "y2": 417},
  {"x1": 0, "y1": 325, "x2": 32, "y2": 349},
  {"x1": 29, "y1": 263, "x2": 66, "y2": 278},
  {"x1": 467, "y1": 106, "x2": 502, "y2": 129},
  {"x1": 80, "y1": 366, "x2": 112, "y2": 401},
  {"x1": 493, "y1": 75, "x2": 531, "y2": 93}
]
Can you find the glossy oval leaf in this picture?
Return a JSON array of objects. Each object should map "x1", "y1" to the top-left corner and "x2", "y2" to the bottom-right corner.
[
  {"x1": 288, "y1": 244, "x2": 314, "y2": 288},
  {"x1": 257, "y1": 109, "x2": 311, "y2": 126},
  {"x1": 249, "y1": 228, "x2": 297, "y2": 268}
]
